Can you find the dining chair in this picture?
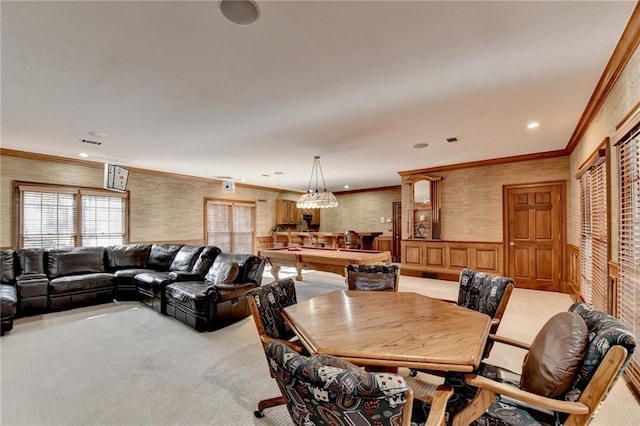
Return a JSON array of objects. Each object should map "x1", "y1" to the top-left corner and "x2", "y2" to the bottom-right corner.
[
  {"x1": 414, "y1": 302, "x2": 637, "y2": 426},
  {"x1": 345, "y1": 263, "x2": 400, "y2": 291},
  {"x1": 344, "y1": 230, "x2": 361, "y2": 249},
  {"x1": 411, "y1": 268, "x2": 514, "y2": 378},
  {"x1": 246, "y1": 278, "x2": 306, "y2": 418},
  {"x1": 265, "y1": 340, "x2": 415, "y2": 426}
]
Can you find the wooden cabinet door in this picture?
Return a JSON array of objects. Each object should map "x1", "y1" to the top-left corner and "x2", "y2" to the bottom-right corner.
[{"x1": 505, "y1": 183, "x2": 564, "y2": 291}]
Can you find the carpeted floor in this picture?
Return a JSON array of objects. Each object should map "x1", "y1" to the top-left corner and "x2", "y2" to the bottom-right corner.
[{"x1": 1, "y1": 267, "x2": 638, "y2": 425}]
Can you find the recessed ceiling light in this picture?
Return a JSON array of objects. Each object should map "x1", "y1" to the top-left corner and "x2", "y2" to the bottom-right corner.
[
  {"x1": 527, "y1": 122, "x2": 540, "y2": 129},
  {"x1": 413, "y1": 143, "x2": 429, "y2": 149},
  {"x1": 344, "y1": 185, "x2": 350, "y2": 189},
  {"x1": 78, "y1": 152, "x2": 89, "y2": 158},
  {"x1": 220, "y1": 0, "x2": 259, "y2": 25},
  {"x1": 273, "y1": 171, "x2": 284, "y2": 175},
  {"x1": 261, "y1": 174, "x2": 270, "y2": 177}
]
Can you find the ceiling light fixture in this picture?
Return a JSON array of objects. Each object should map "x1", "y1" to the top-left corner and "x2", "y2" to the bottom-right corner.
[
  {"x1": 78, "y1": 152, "x2": 89, "y2": 158},
  {"x1": 413, "y1": 143, "x2": 429, "y2": 149},
  {"x1": 297, "y1": 156, "x2": 339, "y2": 209},
  {"x1": 527, "y1": 122, "x2": 540, "y2": 129},
  {"x1": 220, "y1": 0, "x2": 259, "y2": 26}
]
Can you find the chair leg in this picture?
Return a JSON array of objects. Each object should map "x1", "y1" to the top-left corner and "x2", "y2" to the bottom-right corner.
[{"x1": 254, "y1": 396, "x2": 286, "y2": 418}]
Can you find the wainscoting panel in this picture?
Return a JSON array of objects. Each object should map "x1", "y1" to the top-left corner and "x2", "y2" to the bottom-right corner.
[{"x1": 401, "y1": 240, "x2": 503, "y2": 276}]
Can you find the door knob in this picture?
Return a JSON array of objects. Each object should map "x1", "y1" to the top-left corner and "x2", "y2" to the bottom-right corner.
[{"x1": 509, "y1": 242, "x2": 518, "y2": 246}]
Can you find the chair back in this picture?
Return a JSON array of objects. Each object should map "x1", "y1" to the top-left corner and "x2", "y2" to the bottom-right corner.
[
  {"x1": 345, "y1": 264, "x2": 399, "y2": 292},
  {"x1": 266, "y1": 341, "x2": 414, "y2": 426},
  {"x1": 344, "y1": 230, "x2": 361, "y2": 249},
  {"x1": 247, "y1": 278, "x2": 298, "y2": 348}
]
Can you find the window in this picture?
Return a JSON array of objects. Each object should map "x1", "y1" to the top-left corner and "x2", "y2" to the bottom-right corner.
[
  {"x1": 16, "y1": 183, "x2": 128, "y2": 249},
  {"x1": 577, "y1": 151, "x2": 607, "y2": 311},
  {"x1": 205, "y1": 199, "x2": 255, "y2": 253},
  {"x1": 616, "y1": 123, "x2": 640, "y2": 391}
]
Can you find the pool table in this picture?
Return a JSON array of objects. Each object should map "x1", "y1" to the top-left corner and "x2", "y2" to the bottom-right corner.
[{"x1": 258, "y1": 246, "x2": 392, "y2": 281}]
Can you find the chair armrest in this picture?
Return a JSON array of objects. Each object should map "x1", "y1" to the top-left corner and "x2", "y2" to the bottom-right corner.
[
  {"x1": 463, "y1": 374, "x2": 589, "y2": 415},
  {"x1": 424, "y1": 385, "x2": 454, "y2": 426},
  {"x1": 214, "y1": 282, "x2": 257, "y2": 291},
  {"x1": 488, "y1": 334, "x2": 531, "y2": 350},
  {"x1": 261, "y1": 335, "x2": 306, "y2": 353},
  {"x1": 168, "y1": 271, "x2": 201, "y2": 281}
]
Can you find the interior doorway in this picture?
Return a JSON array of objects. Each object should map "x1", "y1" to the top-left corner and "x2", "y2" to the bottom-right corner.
[{"x1": 392, "y1": 201, "x2": 402, "y2": 263}]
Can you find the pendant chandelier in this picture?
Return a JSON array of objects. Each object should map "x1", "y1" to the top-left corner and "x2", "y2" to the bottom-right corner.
[{"x1": 297, "y1": 156, "x2": 339, "y2": 209}]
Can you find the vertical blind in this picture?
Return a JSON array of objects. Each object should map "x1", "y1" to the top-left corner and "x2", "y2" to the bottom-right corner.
[
  {"x1": 617, "y1": 124, "x2": 640, "y2": 391},
  {"x1": 206, "y1": 200, "x2": 255, "y2": 253},
  {"x1": 578, "y1": 157, "x2": 607, "y2": 311},
  {"x1": 18, "y1": 184, "x2": 127, "y2": 249}
]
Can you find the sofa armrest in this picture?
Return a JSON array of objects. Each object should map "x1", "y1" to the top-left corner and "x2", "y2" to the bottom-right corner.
[
  {"x1": 168, "y1": 271, "x2": 202, "y2": 281},
  {"x1": 213, "y1": 282, "x2": 258, "y2": 291}
]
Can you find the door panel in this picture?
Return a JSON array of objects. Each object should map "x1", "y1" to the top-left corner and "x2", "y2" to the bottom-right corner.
[
  {"x1": 506, "y1": 184, "x2": 562, "y2": 291},
  {"x1": 392, "y1": 201, "x2": 402, "y2": 263}
]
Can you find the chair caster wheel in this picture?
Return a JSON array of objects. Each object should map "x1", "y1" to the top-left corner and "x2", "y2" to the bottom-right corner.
[{"x1": 254, "y1": 410, "x2": 264, "y2": 418}]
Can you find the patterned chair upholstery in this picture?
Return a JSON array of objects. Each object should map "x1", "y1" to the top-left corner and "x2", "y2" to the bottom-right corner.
[
  {"x1": 345, "y1": 264, "x2": 400, "y2": 292},
  {"x1": 413, "y1": 303, "x2": 637, "y2": 426},
  {"x1": 266, "y1": 341, "x2": 414, "y2": 426},
  {"x1": 247, "y1": 278, "x2": 305, "y2": 418},
  {"x1": 457, "y1": 269, "x2": 515, "y2": 357}
]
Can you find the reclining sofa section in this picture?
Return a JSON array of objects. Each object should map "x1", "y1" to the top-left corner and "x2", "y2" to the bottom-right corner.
[{"x1": 0, "y1": 243, "x2": 267, "y2": 334}]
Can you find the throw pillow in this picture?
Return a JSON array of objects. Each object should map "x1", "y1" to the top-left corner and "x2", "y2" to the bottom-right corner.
[
  {"x1": 521, "y1": 311, "x2": 589, "y2": 398},
  {"x1": 213, "y1": 261, "x2": 240, "y2": 285}
]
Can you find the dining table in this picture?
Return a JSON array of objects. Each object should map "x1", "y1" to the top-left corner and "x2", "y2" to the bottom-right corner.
[{"x1": 283, "y1": 289, "x2": 492, "y2": 372}]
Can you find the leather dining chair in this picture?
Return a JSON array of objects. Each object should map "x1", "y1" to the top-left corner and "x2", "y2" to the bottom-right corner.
[
  {"x1": 345, "y1": 263, "x2": 400, "y2": 292},
  {"x1": 344, "y1": 230, "x2": 361, "y2": 249},
  {"x1": 265, "y1": 341, "x2": 416, "y2": 426},
  {"x1": 414, "y1": 302, "x2": 637, "y2": 426},
  {"x1": 246, "y1": 278, "x2": 306, "y2": 418}
]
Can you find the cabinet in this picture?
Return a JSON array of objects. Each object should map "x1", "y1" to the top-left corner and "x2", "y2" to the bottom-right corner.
[
  {"x1": 302, "y1": 208, "x2": 320, "y2": 225},
  {"x1": 406, "y1": 176, "x2": 441, "y2": 240},
  {"x1": 275, "y1": 200, "x2": 302, "y2": 225}
]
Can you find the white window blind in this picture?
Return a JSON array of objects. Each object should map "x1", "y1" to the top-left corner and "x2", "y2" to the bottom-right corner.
[
  {"x1": 617, "y1": 124, "x2": 640, "y2": 391},
  {"x1": 81, "y1": 194, "x2": 125, "y2": 246},
  {"x1": 206, "y1": 199, "x2": 255, "y2": 253},
  {"x1": 21, "y1": 190, "x2": 77, "y2": 248},
  {"x1": 17, "y1": 183, "x2": 128, "y2": 249},
  {"x1": 578, "y1": 155, "x2": 607, "y2": 310}
]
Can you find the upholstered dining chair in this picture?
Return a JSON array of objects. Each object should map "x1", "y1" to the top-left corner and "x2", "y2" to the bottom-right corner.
[
  {"x1": 265, "y1": 341, "x2": 415, "y2": 426},
  {"x1": 247, "y1": 278, "x2": 306, "y2": 418},
  {"x1": 413, "y1": 303, "x2": 637, "y2": 426},
  {"x1": 345, "y1": 263, "x2": 400, "y2": 292},
  {"x1": 344, "y1": 230, "x2": 361, "y2": 249},
  {"x1": 411, "y1": 269, "x2": 515, "y2": 378}
]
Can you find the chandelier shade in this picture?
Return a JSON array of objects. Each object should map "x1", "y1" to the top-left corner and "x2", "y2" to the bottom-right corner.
[{"x1": 297, "y1": 156, "x2": 339, "y2": 209}]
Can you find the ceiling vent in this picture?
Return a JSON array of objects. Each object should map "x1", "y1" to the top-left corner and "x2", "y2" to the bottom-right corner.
[
  {"x1": 446, "y1": 137, "x2": 459, "y2": 143},
  {"x1": 79, "y1": 139, "x2": 102, "y2": 145}
]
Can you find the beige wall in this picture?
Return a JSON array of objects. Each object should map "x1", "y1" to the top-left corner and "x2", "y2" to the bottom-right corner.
[
  {"x1": 402, "y1": 156, "x2": 572, "y2": 242},
  {"x1": 320, "y1": 188, "x2": 401, "y2": 235},
  {"x1": 0, "y1": 154, "x2": 300, "y2": 247},
  {"x1": 569, "y1": 44, "x2": 640, "y2": 252}
]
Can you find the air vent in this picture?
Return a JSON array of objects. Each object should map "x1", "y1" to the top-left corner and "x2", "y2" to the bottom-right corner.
[
  {"x1": 446, "y1": 137, "x2": 459, "y2": 143},
  {"x1": 80, "y1": 139, "x2": 102, "y2": 145}
]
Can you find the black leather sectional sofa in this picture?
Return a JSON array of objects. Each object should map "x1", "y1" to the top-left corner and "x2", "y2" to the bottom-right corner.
[{"x1": 0, "y1": 243, "x2": 266, "y2": 334}]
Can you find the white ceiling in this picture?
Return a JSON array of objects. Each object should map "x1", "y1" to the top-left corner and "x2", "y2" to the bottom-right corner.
[{"x1": 1, "y1": 1, "x2": 636, "y2": 192}]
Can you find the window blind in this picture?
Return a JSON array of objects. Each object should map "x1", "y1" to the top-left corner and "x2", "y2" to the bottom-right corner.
[
  {"x1": 206, "y1": 199, "x2": 255, "y2": 253},
  {"x1": 589, "y1": 161, "x2": 608, "y2": 311},
  {"x1": 617, "y1": 124, "x2": 640, "y2": 392},
  {"x1": 17, "y1": 183, "x2": 128, "y2": 249},
  {"x1": 579, "y1": 175, "x2": 593, "y2": 303}
]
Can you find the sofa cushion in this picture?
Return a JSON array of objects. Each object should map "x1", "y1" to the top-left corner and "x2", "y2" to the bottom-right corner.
[
  {"x1": 106, "y1": 244, "x2": 151, "y2": 270},
  {"x1": 46, "y1": 247, "x2": 105, "y2": 279},
  {"x1": 49, "y1": 273, "x2": 114, "y2": 294},
  {"x1": 1, "y1": 250, "x2": 16, "y2": 283},
  {"x1": 147, "y1": 244, "x2": 184, "y2": 270},
  {"x1": 191, "y1": 246, "x2": 221, "y2": 276},
  {"x1": 521, "y1": 311, "x2": 589, "y2": 398},
  {"x1": 169, "y1": 245, "x2": 203, "y2": 272},
  {"x1": 165, "y1": 281, "x2": 211, "y2": 303},
  {"x1": 16, "y1": 248, "x2": 45, "y2": 275},
  {"x1": 212, "y1": 262, "x2": 240, "y2": 285},
  {"x1": 135, "y1": 271, "x2": 173, "y2": 292}
]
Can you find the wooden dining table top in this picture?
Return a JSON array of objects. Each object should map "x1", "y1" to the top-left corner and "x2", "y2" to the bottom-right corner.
[{"x1": 283, "y1": 290, "x2": 492, "y2": 372}]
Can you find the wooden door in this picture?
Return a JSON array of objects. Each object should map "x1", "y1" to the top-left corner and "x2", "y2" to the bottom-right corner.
[
  {"x1": 504, "y1": 182, "x2": 565, "y2": 291},
  {"x1": 392, "y1": 201, "x2": 402, "y2": 263}
]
